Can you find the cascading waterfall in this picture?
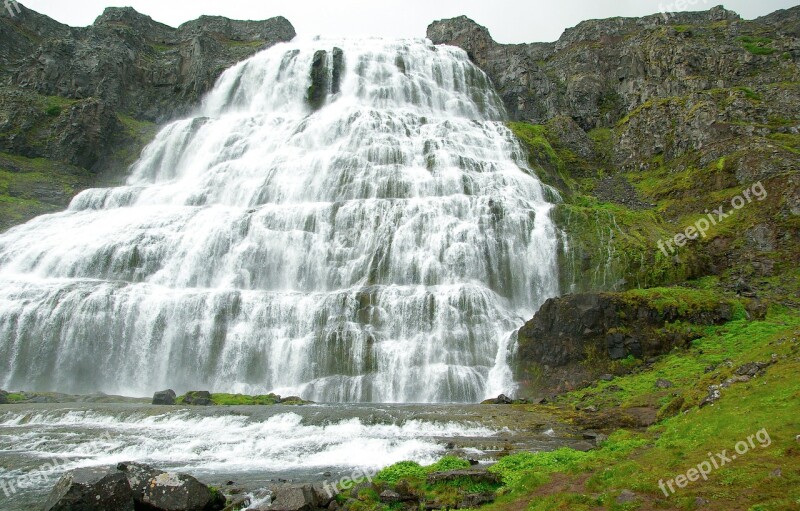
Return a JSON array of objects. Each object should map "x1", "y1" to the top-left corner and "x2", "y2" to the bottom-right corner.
[{"x1": 0, "y1": 38, "x2": 560, "y2": 402}]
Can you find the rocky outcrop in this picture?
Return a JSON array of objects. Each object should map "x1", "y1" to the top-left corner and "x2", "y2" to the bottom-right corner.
[
  {"x1": 44, "y1": 462, "x2": 225, "y2": 511},
  {"x1": 153, "y1": 389, "x2": 177, "y2": 405},
  {"x1": 6, "y1": 5, "x2": 295, "y2": 122},
  {"x1": 0, "y1": 4, "x2": 295, "y2": 231},
  {"x1": 514, "y1": 290, "x2": 737, "y2": 394},
  {"x1": 427, "y1": 7, "x2": 799, "y2": 129},
  {"x1": 44, "y1": 466, "x2": 135, "y2": 511}
]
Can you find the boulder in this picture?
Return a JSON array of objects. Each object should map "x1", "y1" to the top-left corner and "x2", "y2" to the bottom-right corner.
[
  {"x1": 43, "y1": 466, "x2": 135, "y2": 511},
  {"x1": 182, "y1": 391, "x2": 213, "y2": 406},
  {"x1": 152, "y1": 389, "x2": 177, "y2": 405},
  {"x1": 480, "y1": 394, "x2": 513, "y2": 405},
  {"x1": 655, "y1": 379, "x2": 674, "y2": 389},
  {"x1": 117, "y1": 462, "x2": 225, "y2": 511},
  {"x1": 267, "y1": 483, "x2": 317, "y2": 511},
  {"x1": 0, "y1": 390, "x2": 8, "y2": 404},
  {"x1": 379, "y1": 489, "x2": 401, "y2": 503}
]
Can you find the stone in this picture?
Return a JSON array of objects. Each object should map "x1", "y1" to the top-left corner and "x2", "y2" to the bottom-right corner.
[
  {"x1": 117, "y1": 461, "x2": 225, "y2": 511},
  {"x1": 480, "y1": 394, "x2": 513, "y2": 404},
  {"x1": 379, "y1": 490, "x2": 401, "y2": 503},
  {"x1": 700, "y1": 385, "x2": 722, "y2": 407},
  {"x1": 655, "y1": 378, "x2": 674, "y2": 389},
  {"x1": 695, "y1": 496, "x2": 710, "y2": 507},
  {"x1": 43, "y1": 466, "x2": 135, "y2": 511},
  {"x1": 268, "y1": 484, "x2": 317, "y2": 511},
  {"x1": 459, "y1": 493, "x2": 495, "y2": 507},
  {"x1": 616, "y1": 489, "x2": 637, "y2": 504},
  {"x1": 735, "y1": 361, "x2": 770, "y2": 378},
  {"x1": 599, "y1": 374, "x2": 614, "y2": 382},
  {"x1": 152, "y1": 389, "x2": 177, "y2": 405},
  {"x1": 182, "y1": 390, "x2": 213, "y2": 406}
]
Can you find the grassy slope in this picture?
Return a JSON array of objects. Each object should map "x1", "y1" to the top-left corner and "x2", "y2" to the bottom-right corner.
[{"x1": 364, "y1": 308, "x2": 800, "y2": 510}]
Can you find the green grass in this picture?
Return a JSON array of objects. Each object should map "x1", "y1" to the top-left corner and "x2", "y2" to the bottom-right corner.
[
  {"x1": 377, "y1": 310, "x2": 800, "y2": 511},
  {"x1": 738, "y1": 36, "x2": 776, "y2": 56},
  {"x1": 174, "y1": 392, "x2": 285, "y2": 405}
]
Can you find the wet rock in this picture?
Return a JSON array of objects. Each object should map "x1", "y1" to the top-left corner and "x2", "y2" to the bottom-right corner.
[
  {"x1": 480, "y1": 394, "x2": 513, "y2": 404},
  {"x1": 0, "y1": 390, "x2": 8, "y2": 404},
  {"x1": 307, "y1": 50, "x2": 330, "y2": 111},
  {"x1": 44, "y1": 466, "x2": 135, "y2": 511},
  {"x1": 426, "y1": 468, "x2": 500, "y2": 485},
  {"x1": 223, "y1": 496, "x2": 251, "y2": 511},
  {"x1": 152, "y1": 389, "x2": 177, "y2": 405},
  {"x1": 268, "y1": 483, "x2": 317, "y2": 511},
  {"x1": 117, "y1": 461, "x2": 225, "y2": 511},
  {"x1": 182, "y1": 390, "x2": 213, "y2": 406},
  {"x1": 655, "y1": 378, "x2": 674, "y2": 389}
]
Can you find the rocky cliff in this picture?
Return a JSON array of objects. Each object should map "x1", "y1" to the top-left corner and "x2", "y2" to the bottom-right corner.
[
  {"x1": 0, "y1": 3, "x2": 294, "y2": 231},
  {"x1": 429, "y1": 6, "x2": 799, "y2": 393}
]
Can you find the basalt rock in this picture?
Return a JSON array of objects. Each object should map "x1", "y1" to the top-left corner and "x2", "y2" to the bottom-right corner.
[
  {"x1": 153, "y1": 389, "x2": 177, "y2": 405},
  {"x1": 427, "y1": 7, "x2": 800, "y2": 130},
  {"x1": 515, "y1": 291, "x2": 736, "y2": 394},
  {"x1": 43, "y1": 466, "x2": 135, "y2": 511}
]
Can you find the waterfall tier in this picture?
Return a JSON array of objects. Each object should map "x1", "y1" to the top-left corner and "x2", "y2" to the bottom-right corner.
[{"x1": 0, "y1": 38, "x2": 559, "y2": 402}]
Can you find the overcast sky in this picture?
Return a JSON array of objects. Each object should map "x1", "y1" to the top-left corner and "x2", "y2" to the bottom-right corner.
[{"x1": 20, "y1": 0, "x2": 799, "y2": 44}]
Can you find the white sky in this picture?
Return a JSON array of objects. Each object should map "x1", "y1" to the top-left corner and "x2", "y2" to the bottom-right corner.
[{"x1": 20, "y1": 0, "x2": 800, "y2": 44}]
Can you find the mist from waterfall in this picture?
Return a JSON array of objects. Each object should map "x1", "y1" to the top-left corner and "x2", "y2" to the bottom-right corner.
[{"x1": 0, "y1": 38, "x2": 560, "y2": 402}]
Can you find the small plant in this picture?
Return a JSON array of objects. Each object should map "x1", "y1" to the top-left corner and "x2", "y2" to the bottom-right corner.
[{"x1": 44, "y1": 105, "x2": 62, "y2": 117}]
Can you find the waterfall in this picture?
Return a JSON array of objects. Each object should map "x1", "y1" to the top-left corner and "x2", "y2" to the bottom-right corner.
[{"x1": 0, "y1": 38, "x2": 560, "y2": 402}]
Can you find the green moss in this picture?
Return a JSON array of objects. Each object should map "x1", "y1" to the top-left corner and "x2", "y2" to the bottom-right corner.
[{"x1": 208, "y1": 393, "x2": 281, "y2": 405}]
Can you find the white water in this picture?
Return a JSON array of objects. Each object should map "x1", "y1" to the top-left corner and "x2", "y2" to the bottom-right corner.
[
  {"x1": 0, "y1": 38, "x2": 560, "y2": 402},
  {"x1": 0, "y1": 408, "x2": 494, "y2": 474}
]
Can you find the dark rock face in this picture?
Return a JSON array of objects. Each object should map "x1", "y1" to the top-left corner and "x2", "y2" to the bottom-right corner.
[
  {"x1": 515, "y1": 292, "x2": 735, "y2": 393},
  {"x1": 0, "y1": 4, "x2": 295, "y2": 231},
  {"x1": 43, "y1": 466, "x2": 135, "y2": 511},
  {"x1": 152, "y1": 389, "x2": 177, "y2": 405},
  {"x1": 427, "y1": 7, "x2": 799, "y2": 129},
  {"x1": 0, "y1": 389, "x2": 8, "y2": 404},
  {"x1": 8, "y1": 6, "x2": 296, "y2": 123}
]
